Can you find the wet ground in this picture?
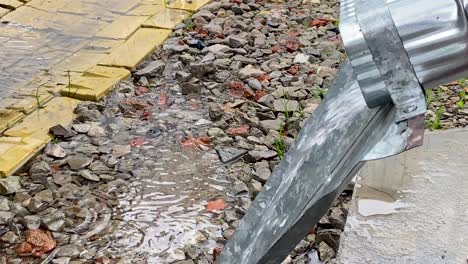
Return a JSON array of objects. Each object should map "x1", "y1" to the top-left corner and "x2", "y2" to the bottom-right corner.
[
  {"x1": 337, "y1": 129, "x2": 468, "y2": 263},
  {"x1": 0, "y1": 0, "x2": 355, "y2": 263}
]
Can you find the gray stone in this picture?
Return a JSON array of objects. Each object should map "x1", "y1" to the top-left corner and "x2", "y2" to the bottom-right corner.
[
  {"x1": 206, "y1": 44, "x2": 231, "y2": 55},
  {"x1": 248, "y1": 79, "x2": 262, "y2": 90},
  {"x1": 0, "y1": 211, "x2": 14, "y2": 225},
  {"x1": 227, "y1": 35, "x2": 248, "y2": 48},
  {"x1": 45, "y1": 143, "x2": 67, "y2": 158},
  {"x1": 185, "y1": 245, "x2": 201, "y2": 259},
  {"x1": 207, "y1": 127, "x2": 225, "y2": 137},
  {"x1": 34, "y1": 190, "x2": 54, "y2": 203},
  {"x1": 134, "y1": 60, "x2": 165, "y2": 78},
  {"x1": 0, "y1": 231, "x2": 19, "y2": 244},
  {"x1": 163, "y1": 43, "x2": 188, "y2": 53},
  {"x1": 0, "y1": 197, "x2": 9, "y2": 211},
  {"x1": 273, "y1": 99, "x2": 300, "y2": 112},
  {"x1": 53, "y1": 232, "x2": 71, "y2": 245},
  {"x1": 249, "y1": 179, "x2": 263, "y2": 196},
  {"x1": 181, "y1": 82, "x2": 201, "y2": 95},
  {"x1": 175, "y1": 71, "x2": 192, "y2": 82},
  {"x1": 239, "y1": 65, "x2": 265, "y2": 80},
  {"x1": 75, "y1": 144, "x2": 99, "y2": 155},
  {"x1": 260, "y1": 119, "x2": 283, "y2": 132},
  {"x1": 294, "y1": 53, "x2": 310, "y2": 64},
  {"x1": 89, "y1": 161, "x2": 112, "y2": 174},
  {"x1": 174, "y1": 261, "x2": 195, "y2": 264},
  {"x1": 245, "y1": 150, "x2": 278, "y2": 162},
  {"x1": 254, "y1": 161, "x2": 271, "y2": 183},
  {"x1": 87, "y1": 125, "x2": 106, "y2": 137},
  {"x1": 317, "y1": 241, "x2": 335, "y2": 261},
  {"x1": 201, "y1": 53, "x2": 216, "y2": 63},
  {"x1": 294, "y1": 239, "x2": 310, "y2": 254},
  {"x1": 25, "y1": 197, "x2": 45, "y2": 213},
  {"x1": 30, "y1": 161, "x2": 51, "y2": 176},
  {"x1": 317, "y1": 66, "x2": 336, "y2": 78},
  {"x1": 231, "y1": 180, "x2": 249, "y2": 196},
  {"x1": 42, "y1": 210, "x2": 66, "y2": 231},
  {"x1": 79, "y1": 170, "x2": 100, "y2": 182},
  {"x1": 6, "y1": 258, "x2": 22, "y2": 264},
  {"x1": 112, "y1": 145, "x2": 131, "y2": 158},
  {"x1": 67, "y1": 155, "x2": 92, "y2": 170},
  {"x1": 216, "y1": 147, "x2": 248, "y2": 163},
  {"x1": 9, "y1": 203, "x2": 30, "y2": 217},
  {"x1": 53, "y1": 173, "x2": 73, "y2": 186},
  {"x1": 223, "y1": 229, "x2": 235, "y2": 240},
  {"x1": 204, "y1": 23, "x2": 223, "y2": 35},
  {"x1": 0, "y1": 176, "x2": 21, "y2": 195},
  {"x1": 52, "y1": 258, "x2": 71, "y2": 264},
  {"x1": 56, "y1": 244, "x2": 82, "y2": 258},
  {"x1": 23, "y1": 215, "x2": 41, "y2": 229},
  {"x1": 257, "y1": 94, "x2": 275, "y2": 108},
  {"x1": 72, "y1": 124, "x2": 91, "y2": 134}
]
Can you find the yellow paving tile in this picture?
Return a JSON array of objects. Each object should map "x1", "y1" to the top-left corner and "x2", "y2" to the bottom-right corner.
[
  {"x1": 128, "y1": 4, "x2": 165, "y2": 16},
  {"x1": 83, "y1": 65, "x2": 131, "y2": 79},
  {"x1": 81, "y1": 39, "x2": 124, "y2": 53},
  {"x1": 96, "y1": 15, "x2": 149, "y2": 39},
  {"x1": 0, "y1": 25, "x2": 24, "y2": 38},
  {"x1": 0, "y1": 136, "x2": 45, "y2": 177},
  {"x1": 53, "y1": 51, "x2": 108, "y2": 72},
  {"x1": 168, "y1": 0, "x2": 211, "y2": 12},
  {"x1": 0, "y1": 6, "x2": 46, "y2": 28},
  {"x1": 60, "y1": 76, "x2": 121, "y2": 101},
  {"x1": 99, "y1": 28, "x2": 171, "y2": 69},
  {"x1": 140, "y1": 0, "x2": 165, "y2": 4},
  {"x1": 4, "y1": 96, "x2": 81, "y2": 141},
  {"x1": 0, "y1": 0, "x2": 23, "y2": 8},
  {"x1": 142, "y1": 8, "x2": 190, "y2": 29},
  {"x1": 6, "y1": 93, "x2": 54, "y2": 114},
  {"x1": 0, "y1": 109, "x2": 24, "y2": 133},
  {"x1": 0, "y1": 7, "x2": 9, "y2": 17}
]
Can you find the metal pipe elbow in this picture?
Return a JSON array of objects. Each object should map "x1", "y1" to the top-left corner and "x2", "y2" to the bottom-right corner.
[{"x1": 340, "y1": 0, "x2": 468, "y2": 117}]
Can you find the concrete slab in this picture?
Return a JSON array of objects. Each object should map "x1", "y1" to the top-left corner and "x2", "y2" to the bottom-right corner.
[{"x1": 336, "y1": 129, "x2": 468, "y2": 264}]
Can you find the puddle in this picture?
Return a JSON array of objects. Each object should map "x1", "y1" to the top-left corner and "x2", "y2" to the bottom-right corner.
[{"x1": 357, "y1": 199, "x2": 407, "y2": 217}]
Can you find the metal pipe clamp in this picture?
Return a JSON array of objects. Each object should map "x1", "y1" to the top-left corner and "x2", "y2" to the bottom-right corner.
[{"x1": 340, "y1": 0, "x2": 468, "y2": 121}]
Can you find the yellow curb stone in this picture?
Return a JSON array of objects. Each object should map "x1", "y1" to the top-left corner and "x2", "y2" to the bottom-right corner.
[
  {"x1": 83, "y1": 65, "x2": 131, "y2": 79},
  {"x1": 140, "y1": 0, "x2": 165, "y2": 4},
  {"x1": 0, "y1": 6, "x2": 46, "y2": 28},
  {"x1": 0, "y1": 109, "x2": 24, "y2": 133},
  {"x1": 99, "y1": 28, "x2": 171, "y2": 69},
  {"x1": 0, "y1": 136, "x2": 45, "y2": 177},
  {"x1": 4, "y1": 97, "x2": 81, "y2": 141},
  {"x1": 96, "y1": 15, "x2": 149, "y2": 39},
  {"x1": 53, "y1": 51, "x2": 108, "y2": 73},
  {"x1": 0, "y1": 7, "x2": 9, "y2": 17},
  {"x1": 6, "y1": 93, "x2": 54, "y2": 114},
  {"x1": 143, "y1": 8, "x2": 190, "y2": 29},
  {"x1": 168, "y1": 0, "x2": 211, "y2": 12},
  {"x1": 0, "y1": 0, "x2": 23, "y2": 9},
  {"x1": 60, "y1": 76, "x2": 120, "y2": 101},
  {"x1": 82, "y1": 39, "x2": 125, "y2": 54},
  {"x1": 129, "y1": 4, "x2": 165, "y2": 16}
]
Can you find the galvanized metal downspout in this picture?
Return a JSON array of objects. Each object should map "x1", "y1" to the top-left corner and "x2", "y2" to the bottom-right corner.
[{"x1": 217, "y1": 0, "x2": 468, "y2": 263}]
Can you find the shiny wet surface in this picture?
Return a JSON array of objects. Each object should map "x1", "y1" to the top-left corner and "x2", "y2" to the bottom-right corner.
[
  {"x1": 337, "y1": 129, "x2": 468, "y2": 263},
  {"x1": 109, "y1": 144, "x2": 229, "y2": 262},
  {"x1": 85, "y1": 84, "x2": 231, "y2": 263}
]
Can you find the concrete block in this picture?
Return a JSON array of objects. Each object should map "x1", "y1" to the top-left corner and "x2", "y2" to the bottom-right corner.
[{"x1": 337, "y1": 129, "x2": 468, "y2": 264}]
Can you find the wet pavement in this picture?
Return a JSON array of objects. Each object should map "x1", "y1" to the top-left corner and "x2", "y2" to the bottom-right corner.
[
  {"x1": 0, "y1": 0, "x2": 134, "y2": 101},
  {"x1": 0, "y1": 0, "x2": 352, "y2": 263},
  {"x1": 337, "y1": 129, "x2": 468, "y2": 263}
]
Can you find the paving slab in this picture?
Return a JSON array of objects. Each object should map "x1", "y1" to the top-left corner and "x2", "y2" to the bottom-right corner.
[
  {"x1": 0, "y1": 0, "x2": 212, "y2": 176},
  {"x1": 337, "y1": 129, "x2": 468, "y2": 264}
]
